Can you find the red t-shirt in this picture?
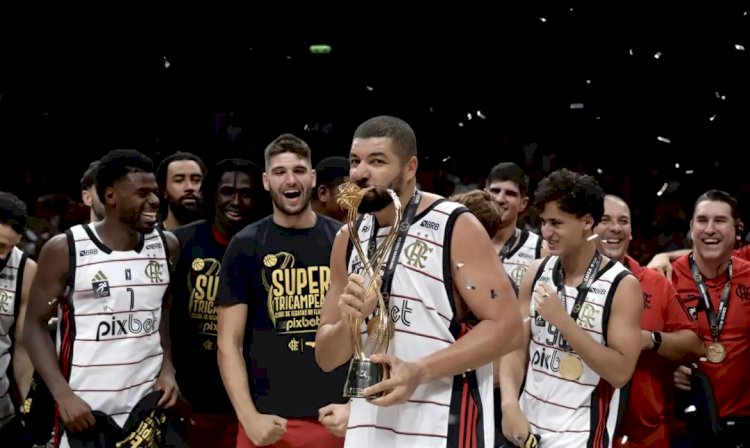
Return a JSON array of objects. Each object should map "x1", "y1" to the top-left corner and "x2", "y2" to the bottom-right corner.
[
  {"x1": 671, "y1": 254, "x2": 750, "y2": 418},
  {"x1": 615, "y1": 256, "x2": 697, "y2": 448},
  {"x1": 735, "y1": 245, "x2": 750, "y2": 261}
]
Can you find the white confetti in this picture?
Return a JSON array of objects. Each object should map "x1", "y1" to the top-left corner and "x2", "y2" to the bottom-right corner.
[
  {"x1": 621, "y1": 435, "x2": 629, "y2": 445},
  {"x1": 163, "y1": 57, "x2": 171, "y2": 69},
  {"x1": 466, "y1": 278, "x2": 476, "y2": 290},
  {"x1": 467, "y1": 112, "x2": 473, "y2": 120},
  {"x1": 654, "y1": 51, "x2": 662, "y2": 59},
  {"x1": 476, "y1": 110, "x2": 486, "y2": 119},
  {"x1": 442, "y1": 156, "x2": 451, "y2": 162},
  {"x1": 539, "y1": 17, "x2": 547, "y2": 22},
  {"x1": 657, "y1": 136, "x2": 671, "y2": 144},
  {"x1": 570, "y1": 102, "x2": 584, "y2": 109},
  {"x1": 735, "y1": 44, "x2": 745, "y2": 51},
  {"x1": 458, "y1": 122, "x2": 464, "y2": 127},
  {"x1": 366, "y1": 85, "x2": 374, "y2": 91},
  {"x1": 710, "y1": 114, "x2": 716, "y2": 122},
  {"x1": 686, "y1": 170, "x2": 694, "y2": 175},
  {"x1": 675, "y1": 163, "x2": 680, "y2": 169},
  {"x1": 597, "y1": 168, "x2": 603, "y2": 174},
  {"x1": 629, "y1": 49, "x2": 634, "y2": 56},
  {"x1": 586, "y1": 79, "x2": 591, "y2": 84},
  {"x1": 657, "y1": 183, "x2": 668, "y2": 196},
  {"x1": 456, "y1": 262, "x2": 465, "y2": 269}
]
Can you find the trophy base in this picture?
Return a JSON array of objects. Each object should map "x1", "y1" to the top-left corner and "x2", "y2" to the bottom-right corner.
[{"x1": 343, "y1": 358, "x2": 385, "y2": 398}]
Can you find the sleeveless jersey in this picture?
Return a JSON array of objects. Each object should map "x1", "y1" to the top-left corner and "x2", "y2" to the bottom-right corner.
[
  {"x1": 57, "y1": 224, "x2": 170, "y2": 448},
  {"x1": 345, "y1": 199, "x2": 495, "y2": 448},
  {"x1": 521, "y1": 255, "x2": 631, "y2": 448},
  {"x1": 0, "y1": 247, "x2": 27, "y2": 428},
  {"x1": 501, "y1": 230, "x2": 542, "y2": 289}
]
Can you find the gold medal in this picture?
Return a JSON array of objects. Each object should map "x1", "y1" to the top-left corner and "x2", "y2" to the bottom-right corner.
[
  {"x1": 366, "y1": 314, "x2": 394, "y2": 342},
  {"x1": 706, "y1": 341, "x2": 727, "y2": 363},
  {"x1": 559, "y1": 353, "x2": 584, "y2": 380}
]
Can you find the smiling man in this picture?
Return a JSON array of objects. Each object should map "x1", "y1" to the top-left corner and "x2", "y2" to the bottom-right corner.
[
  {"x1": 24, "y1": 149, "x2": 180, "y2": 448},
  {"x1": 170, "y1": 158, "x2": 268, "y2": 447},
  {"x1": 217, "y1": 134, "x2": 348, "y2": 448},
  {"x1": 594, "y1": 195, "x2": 703, "y2": 448}
]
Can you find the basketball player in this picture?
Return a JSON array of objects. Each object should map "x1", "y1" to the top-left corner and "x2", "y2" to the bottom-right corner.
[
  {"x1": 0, "y1": 192, "x2": 37, "y2": 446},
  {"x1": 668, "y1": 190, "x2": 750, "y2": 446},
  {"x1": 315, "y1": 115, "x2": 523, "y2": 447},
  {"x1": 486, "y1": 162, "x2": 547, "y2": 289},
  {"x1": 311, "y1": 156, "x2": 350, "y2": 222},
  {"x1": 80, "y1": 161, "x2": 105, "y2": 223},
  {"x1": 499, "y1": 168, "x2": 643, "y2": 448},
  {"x1": 24, "y1": 149, "x2": 180, "y2": 448},
  {"x1": 217, "y1": 134, "x2": 349, "y2": 448},
  {"x1": 171, "y1": 158, "x2": 267, "y2": 447},
  {"x1": 594, "y1": 195, "x2": 703, "y2": 448},
  {"x1": 156, "y1": 151, "x2": 207, "y2": 230}
]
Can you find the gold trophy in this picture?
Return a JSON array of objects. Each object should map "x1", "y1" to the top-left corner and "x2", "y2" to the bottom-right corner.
[{"x1": 337, "y1": 182, "x2": 403, "y2": 398}]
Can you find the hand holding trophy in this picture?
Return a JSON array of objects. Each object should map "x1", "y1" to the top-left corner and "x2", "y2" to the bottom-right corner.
[{"x1": 337, "y1": 182, "x2": 403, "y2": 398}]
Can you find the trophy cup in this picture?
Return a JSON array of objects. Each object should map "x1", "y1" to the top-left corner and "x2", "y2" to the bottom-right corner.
[{"x1": 337, "y1": 182, "x2": 403, "y2": 398}]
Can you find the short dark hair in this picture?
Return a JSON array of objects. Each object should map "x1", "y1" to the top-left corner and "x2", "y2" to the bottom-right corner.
[
  {"x1": 487, "y1": 162, "x2": 529, "y2": 197},
  {"x1": 264, "y1": 133, "x2": 312, "y2": 167},
  {"x1": 693, "y1": 189, "x2": 739, "y2": 221},
  {"x1": 315, "y1": 156, "x2": 350, "y2": 189},
  {"x1": 534, "y1": 168, "x2": 605, "y2": 226},
  {"x1": 353, "y1": 115, "x2": 417, "y2": 162},
  {"x1": 203, "y1": 158, "x2": 267, "y2": 221},
  {"x1": 80, "y1": 160, "x2": 100, "y2": 190},
  {"x1": 156, "y1": 151, "x2": 208, "y2": 190},
  {"x1": 0, "y1": 192, "x2": 28, "y2": 235},
  {"x1": 96, "y1": 150, "x2": 154, "y2": 202}
]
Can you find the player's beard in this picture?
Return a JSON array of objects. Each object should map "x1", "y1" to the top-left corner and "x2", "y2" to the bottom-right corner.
[{"x1": 356, "y1": 171, "x2": 404, "y2": 214}]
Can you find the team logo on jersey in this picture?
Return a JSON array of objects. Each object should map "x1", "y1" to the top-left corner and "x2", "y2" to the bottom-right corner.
[
  {"x1": 0, "y1": 291, "x2": 10, "y2": 312},
  {"x1": 404, "y1": 240, "x2": 433, "y2": 268},
  {"x1": 577, "y1": 303, "x2": 600, "y2": 329},
  {"x1": 91, "y1": 271, "x2": 110, "y2": 298},
  {"x1": 145, "y1": 260, "x2": 164, "y2": 283},
  {"x1": 736, "y1": 285, "x2": 750, "y2": 301}
]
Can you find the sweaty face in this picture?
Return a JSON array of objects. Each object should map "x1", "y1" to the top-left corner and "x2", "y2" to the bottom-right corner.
[
  {"x1": 108, "y1": 172, "x2": 160, "y2": 233},
  {"x1": 594, "y1": 197, "x2": 632, "y2": 262},
  {"x1": 349, "y1": 137, "x2": 408, "y2": 211},
  {"x1": 0, "y1": 224, "x2": 21, "y2": 260},
  {"x1": 215, "y1": 171, "x2": 255, "y2": 231},
  {"x1": 165, "y1": 160, "x2": 203, "y2": 218},
  {"x1": 691, "y1": 200, "x2": 736, "y2": 262},
  {"x1": 540, "y1": 201, "x2": 593, "y2": 256},
  {"x1": 486, "y1": 180, "x2": 528, "y2": 227},
  {"x1": 263, "y1": 153, "x2": 315, "y2": 216}
]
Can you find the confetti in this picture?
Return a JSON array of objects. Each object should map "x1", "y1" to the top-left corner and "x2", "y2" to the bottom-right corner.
[
  {"x1": 456, "y1": 262, "x2": 465, "y2": 269},
  {"x1": 675, "y1": 163, "x2": 680, "y2": 169},
  {"x1": 654, "y1": 51, "x2": 662, "y2": 59},
  {"x1": 539, "y1": 17, "x2": 547, "y2": 22},
  {"x1": 686, "y1": 170, "x2": 694, "y2": 175},
  {"x1": 657, "y1": 183, "x2": 668, "y2": 196},
  {"x1": 597, "y1": 168, "x2": 603, "y2": 174},
  {"x1": 467, "y1": 112, "x2": 473, "y2": 120},
  {"x1": 366, "y1": 85, "x2": 374, "y2": 91},
  {"x1": 476, "y1": 110, "x2": 486, "y2": 119},
  {"x1": 629, "y1": 49, "x2": 634, "y2": 56},
  {"x1": 709, "y1": 114, "x2": 716, "y2": 122},
  {"x1": 163, "y1": 57, "x2": 171, "y2": 69},
  {"x1": 458, "y1": 122, "x2": 464, "y2": 127},
  {"x1": 586, "y1": 79, "x2": 591, "y2": 84},
  {"x1": 443, "y1": 156, "x2": 452, "y2": 163},
  {"x1": 466, "y1": 278, "x2": 476, "y2": 290},
  {"x1": 736, "y1": 44, "x2": 746, "y2": 51},
  {"x1": 621, "y1": 435, "x2": 629, "y2": 444},
  {"x1": 586, "y1": 234, "x2": 600, "y2": 242},
  {"x1": 656, "y1": 136, "x2": 671, "y2": 144},
  {"x1": 570, "y1": 103, "x2": 584, "y2": 109}
]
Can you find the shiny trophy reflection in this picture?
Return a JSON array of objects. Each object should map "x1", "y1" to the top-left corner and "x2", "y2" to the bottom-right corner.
[{"x1": 337, "y1": 183, "x2": 402, "y2": 398}]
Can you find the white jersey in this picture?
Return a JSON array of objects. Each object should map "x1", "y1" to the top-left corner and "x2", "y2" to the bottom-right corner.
[
  {"x1": 0, "y1": 247, "x2": 27, "y2": 428},
  {"x1": 521, "y1": 255, "x2": 631, "y2": 448},
  {"x1": 501, "y1": 229, "x2": 542, "y2": 289},
  {"x1": 345, "y1": 199, "x2": 495, "y2": 448},
  {"x1": 57, "y1": 224, "x2": 169, "y2": 448}
]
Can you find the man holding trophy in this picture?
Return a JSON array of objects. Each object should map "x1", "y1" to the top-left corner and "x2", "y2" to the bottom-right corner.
[{"x1": 315, "y1": 115, "x2": 523, "y2": 447}]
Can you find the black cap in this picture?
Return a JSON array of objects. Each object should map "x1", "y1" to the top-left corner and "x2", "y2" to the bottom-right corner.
[{"x1": 315, "y1": 156, "x2": 349, "y2": 187}]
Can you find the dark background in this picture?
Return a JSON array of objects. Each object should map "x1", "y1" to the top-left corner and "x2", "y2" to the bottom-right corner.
[{"x1": 1, "y1": 4, "x2": 748, "y2": 241}]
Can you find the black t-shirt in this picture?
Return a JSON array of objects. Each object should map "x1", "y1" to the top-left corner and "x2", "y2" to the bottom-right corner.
[
  {"x1": 217, "y1": 214, "x2": 348, "y2": 418},
  {"x1": 171, "y1": 220, "x2": 233, "y2": 414}
]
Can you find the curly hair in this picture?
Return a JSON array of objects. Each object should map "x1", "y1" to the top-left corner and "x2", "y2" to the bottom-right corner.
[
  {"x1": 533, "y1": 168, "x2": 605, "y2": 226},
  {"x1": 451, "y1": 190, "x2": 501, "y2": 237}
]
